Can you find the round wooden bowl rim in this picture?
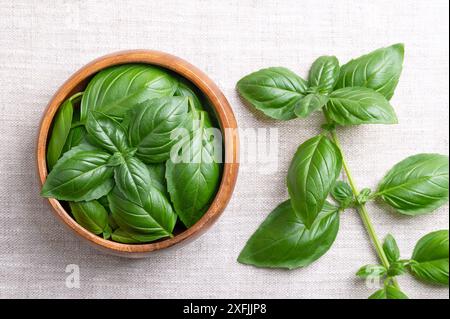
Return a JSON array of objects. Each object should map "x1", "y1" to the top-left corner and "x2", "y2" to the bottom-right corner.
[{"x1": 36, "y1": 50, "x2": 239, "y2": 256}]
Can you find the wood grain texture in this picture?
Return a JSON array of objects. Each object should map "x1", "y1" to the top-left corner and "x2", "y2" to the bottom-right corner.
[{"x1": 36, "y1": 50, "x2": 239, "y2": 257}]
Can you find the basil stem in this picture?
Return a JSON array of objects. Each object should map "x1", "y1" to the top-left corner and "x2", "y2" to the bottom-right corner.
[{"x1": 323, "y1": 109, "x2": 400, "y2": 289}]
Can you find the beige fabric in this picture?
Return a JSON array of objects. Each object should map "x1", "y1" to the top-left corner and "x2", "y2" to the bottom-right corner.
[{"x1": 0, "y1": 0, "x2": 448, "y2": 299}]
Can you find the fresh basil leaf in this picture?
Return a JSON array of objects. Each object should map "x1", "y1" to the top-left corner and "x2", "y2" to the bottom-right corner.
[
  {"x1": 356, "y1": 188, "x2": 372, "y2": 205},
  {"x1": 356, "y1": 265, "x2": 387, "y2": 279},
  {"x1": 86, "y1": 112, "x2": 130, "y2": 153},
  {"x1": 111, "y1": 228, "x2": 139, "y2": 243},
  {"x1": 387, "y1": 262, "x2": 406, "y2": 277},
  {"x1": 108, "y1": 185, "x2": 176, "y2": 242},
  {"x1": 294, "y1": 93, "x2": 329, "y2": 118},
  {"x1": 368, "y1": 290, "x2": 386, "y2": 299},
  {"x1": 98, "y1": 195, "x2": 110, "y2": 211},
  {"x1": 377, "y1": 154, "x2": 449, "y2": 216},
  {"x1": 47, "y1": 98, "x2": 73, "y2": 170},
  {"x1": 383, "y1": 234, "x2": 400, "y2": 264},
  {"x1": 109, "y1": 157, "x2": 176, "y2": 240},
  {"x1": 147, "y1": 163, "x2": 168, "y2": 197},
  {"x1": 69, "y1": 200, "x2": 110, "y2": 237},
  {"x1": 369, "y1": 285, "x2": 408, "y2": 299},
  {"x1": 236, "y1": 67, "x2": 308, "y2": 120},
  {"x1": 114, "y1": 157, "x2": 162, "y2": 206},
  {"x1": 62, "y1": 126, "x2": 86, "y2": 154},
  {"x1": 336, "y1": 44, "x2": 404, "y2": 100},
  {"x1": 409, "y1": 230, "x2": 449, "y2": 285},
  {"x1": 102, "y1": 226, "x2": 112, "y2": 239},
  {"x1": 327, "y1": 87, "x2": 398, "y2": 125},
  {"x1": 388, "y1": 287, "x2": 409, "y2": 299},
  {"x1": 80, "y1": 64, "x2": 177, "y2": 121},
  {"x1": 108, "y1": 214, "x2": 118, "y2": 231},
  {"x1": 309, "y1": 56, "x2": 340, "y2": 93},
  {"x1": 127, "y1": 96, "x2": 189, "y2": 163},
  {"x1": 174, "y1": 77, "x2": 203, "y2": 110},
  {"x1": 41, "y1": 145, "x2": 114, "y2": 201},
  {"x1": 287, "y1": 135, "x2": 342, "y2": 228},
  {"x1": 331, "y1": 181, "x2": 354, "y2": 208},
  {"x1": 110, "y1": 228, "x2": 157, "y2": 244},
  {"x1": 166, "y1": 111, "x2": 221, "y2": 227},
  {"x1": 238, "y1": 200, "x2": 340, "y2": 269}
]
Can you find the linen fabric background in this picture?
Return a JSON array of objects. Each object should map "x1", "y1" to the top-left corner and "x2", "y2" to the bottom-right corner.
[{"x1": 0, "y1": 0, "x2": 448, "y2": 299}]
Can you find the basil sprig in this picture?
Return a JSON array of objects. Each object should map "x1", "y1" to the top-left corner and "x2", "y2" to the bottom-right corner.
[{"x1": 236, "y1": 44, "x2": 449, "y2": 298}]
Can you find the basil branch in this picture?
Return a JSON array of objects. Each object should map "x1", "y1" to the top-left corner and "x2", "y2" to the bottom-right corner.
[{"x1": 326, "y1": 124, "x2": 400, "y2": 289}]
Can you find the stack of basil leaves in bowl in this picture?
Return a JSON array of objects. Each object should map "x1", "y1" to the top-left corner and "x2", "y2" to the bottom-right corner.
[{"x1": 37, "y1": 51, "x2": 239, "y2": 257}]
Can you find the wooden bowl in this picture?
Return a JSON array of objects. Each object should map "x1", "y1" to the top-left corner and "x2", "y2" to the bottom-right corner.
[{"x1": 37, "y1": 50, "x2": 239, "y2": 257}]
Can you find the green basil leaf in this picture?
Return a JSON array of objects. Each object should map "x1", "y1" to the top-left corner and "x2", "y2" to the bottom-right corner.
[
  {"x1": 174, "y1": 77, "x2": 203, "y2": 110},
  {"x1": 356, "y1": 188, "x2": 372, "y2": 205},
  {"x1": 377, "y1": 154, "x2": 449, "y2": 215},
  {"x1": 294, "y1": 93, "x2": 329, "y2": 118},
  {"x1": 69, "y1": 200, "x2": 109, "y2": 236},
  {"x1": 368, "y1": 290, "x2": 386, "y2": 299},
  {"x1": 111, "y1": 228, "x2": 157, "y2": 244},
  {"x1": 106, "y1": 152, "x2": 125, "y2": 167},
  {"x1": 336, "y1": 44, "x2": 404, "y2": 100},
  {"x1": 166, "y1": 111, "x2": 220, "y2": 227},
  {"x1": 356, "y1": 265, "x2": 387, "y2": 279},
  {"x1": 109, "y1": 157, "x2": 176, "y2": 240},
  {"x1": 127, "y1": 96, "x2": 189, "y2": 163},
  {"x1": 86, "y1": 112, "x2": 130, "y2": 153},
  {"x1": 369, "y1": 285, "x2": 408, "y2": 299},
  {"x1": 287, "y1": 135, "x2": 342, "y2": 228},
  {"x1": 108, "y1": 186, "x2": 176, "y2": 241},
  {"x1": 108, "y1": 214, "x2": 118, "y2": 231},
  {"x1": 80, "y1": 64, "x2": 177, "y2": 121},
  {"x1": 387, "y1": 262, "x2": 406, "y2": 277},
  {"x1": 111, "y1": 228, "x2": 139, "y2": 243},
  {"x1": 238, "y1": 200, "x2": 340, "y2": 269},
  {"x1": 62, "y1": 126, "x2": 86, "y2": 154},
  {"x1": 41, "y1": 145, "x2": 114, "y2": 201},
  {"x1": 102, "y1": 226, "x2": 112, "y2": 239},
  {"x1": 236, "y1": 67, "x2": 308, "y2": 120},
  {"x1": 383, "y1": 234, "x2": 400, "y2": 264},
  {"x1": 331, "y1": 181, "x2": 354, "y2": 208},
  {"x1": 47, "y1": 99, "x2": 73, "y2": 170},
  {"x1": 327, "y1": 87, "x2": 398, "y2": 125},
  {"x1": 308, "y1": 56, "x2": 340, "y2": 93},
  {"x1": 409, "y1": 230, "x2": 449, "y2": 285},
  {"x1": 114, "y1": 157, "x2": 162, "y2": 206},
  {"x1": 147, "y1": 163, "x2": 168, "y2": 197},
  {"x1": 98, "y1": 195, "x2": 110, "y2": 211}
]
